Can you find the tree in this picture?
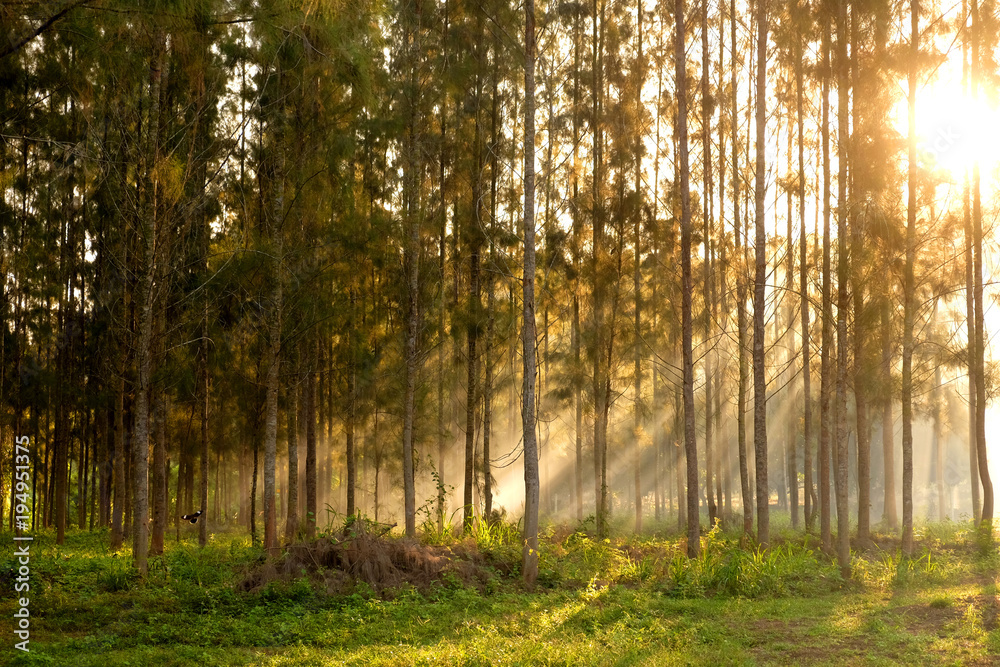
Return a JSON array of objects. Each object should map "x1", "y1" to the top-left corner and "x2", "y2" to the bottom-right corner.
[
  {"x1": 675, "y1": 0, "x2": 700, "y2": 558},
  {"x1": 901, "y1": 0, "x2": 918, "y2": 555},
  {"x1": 752, "y1": 0, "x2": 770, "y2": 549},
  {"x1": 522, "y1": 0, "x2": 540, "y2": 589}
]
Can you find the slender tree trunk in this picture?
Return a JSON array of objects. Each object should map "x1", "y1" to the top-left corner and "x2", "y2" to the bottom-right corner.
[
  {"x1": 971, "y1": 0, "x2": 994, "y2": 532},
  {"x1": 592, "y1": 0, "x2": 609, "y2": 538},
  {"x1": 676, "y1": 0, "x2": 699, "y2": 557},
  {"x1": 881, "y1": 299, "x2": 897, "y2": 529},
  {"x1": 132, "y1": 36, "x2": 165, "y2": 574},
  {"x1": 111, "y1": 376, "x2": 126, "y2": 549},
  {"x1": 305, "y1": 353, "x2": 317, "y2": 539},
  {"x1": 633, "y1": 0, "x2": 645, "y2": 533},
  {"x1": 522, "y1": 0, "x2": 540, "y2": 588},
  {"x1": 849, "y1": 6, "x2": 870, "y2": 547},
  {"x1": 150, "y1": 395, "x2": 166, "y2": 556},
  {"x1": 753, "y1": 0, "x2": 769, "y2": 548},
  {"x1": 796, "y1": 13, "x2": 812, "y2": 532},
  {"x1": 962, "y1": 1, "x2": 981, "y2": 523},
  {"x1": 285, "y1": 357, "x2": 299, "y2": 542},
  {"x1": 902, "y1": 0, "x2": 918, "y2": 554},
  {"x1": 933, "y1": 343, "x2": 945, "y2": 521},
  {"x1": 785, "y1": 105, "x2": 797, "y2": 530},
  {"x1": 717, "y1": 6, "x2": 730, "y2": 521},
  {"x1": 834, "y1": 0, "x2": 851, "y2": 575},
  {"x1": 346, "y1": 291, "x2": 356, "y2": 518},
  {"x1": 819, "y1": 21, "x2": 833, "y2": 553},
  {"x1": 200, "y1": 303, "x2": 209, "y2": 547},
  {"x1": 570, "y1": 5, "x2": 584, "y2": 525},
  {"x1": 702, "y1": 0, "x2": 716, "y2": 530},
  {"x1": 732, "y1": 0, "x2": 751, "y2": 538}
]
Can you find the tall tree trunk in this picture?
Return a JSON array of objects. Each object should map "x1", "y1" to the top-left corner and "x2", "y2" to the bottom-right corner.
[
  {"x1": 819, "y1": 21, "x2": 833, "y2": 553},
  {"x1": 285, "y1": 365, "x2": 298, "y2": 542},
  {"x1": 834, "y1": 0, "x2": 851, "y2": 575},
  {"x1": 971, "y1": 0, "x2": 994, "y2": 532},
  {"x1": 785, "y1": 104, "x2": 797, "y2": 529},
  {"x1": 592, "y1": 0, "x2": 609, "y2": 538},
  {"x1": 962, "y1": 0, "x2": 981, "y2": 523},
  {"x1": 111, "y1": 376, "x2": 126, "y2": 549},
  {"x1": 932, "y1": 333, "x2": 945, "y2": 521},
  {"x1": 796, "y1": 8, "x2": 811, "y2": 531},
  {"x1": 881, "y1": 298, "x2": 897, "y2": 529},
  {"x1": 522, "y1": 0, "x2": 540, "y2": 588},
  {"x1": 133, "y1": 35, "x2": 165, "y2": 575},
  {"x1": 305, "y1": 352, "x2": 317, "y2": 539},
  {"x1": 151, "y1": 394, "x2": 167, "y2": 556},
  {"x1": 676, "y1": 0, "x2": 699, "y2": 557},
  {"x1": 753, "y1": 0, "x2": 769, "y2": 548},
  {"x1": 732, "y1": 0, "x2": 751, "y2": 538},
  {"x1": 346, "y1": 291, "x2": 356, "y2": 518},
  {"x1": 702, "y1": 0, "x2": 716, "y2": 530},
  {"x1": 262, "y1": 59, "x2": 285, "y2": 555},
  {"x1": 849, "y1": 6, "x2": 870, "y2": 547},
  {"x1": 199, "y1": 302, "x2": 209, "y2": 547},
  {"x1": 633, "y1": 0, "x2": 645, "y2": 534},
  {"x1": 901, "y1": 0, "x2": 918, "y2": 555},
  {"x1": 570, "y1": 2, "x2": 585, "y2": 525}
]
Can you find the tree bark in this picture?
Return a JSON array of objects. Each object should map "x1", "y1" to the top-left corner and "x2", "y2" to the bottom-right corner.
[
  {"x1": 400, "y1": 3, "x2": 421, "y2": 537},
  {"x1": 753, "y1": 0, "x2": 770, "y2": 548},
  {"x1": 522, "y1": 0, "x2": 540, "y2": 588},
  {"x1": 835, "y1": 0, "x2": 851, "y2": 575},
  {"x1": 880, "y1": 299, "x2": 897, "y2": 529},
  {"x1": 962, "y1": 0, "x2": 981, "y2": 524},
  {"x1": 819, "y1": 20, "x2": 833, "y2": 553},
  {"x1": 902, "y1": 0, "x2": 918, "y2": 555},
  {"x1": 971, "y1": 0, "x2": 994, "y2": 532},
  {"x1": 676, "y1": 0, "x2": 700, "y2": 557}
]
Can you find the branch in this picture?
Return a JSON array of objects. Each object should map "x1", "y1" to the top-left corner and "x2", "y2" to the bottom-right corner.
[{"x1": 1, "y1": 0, "x2": 90, "y2": 60}]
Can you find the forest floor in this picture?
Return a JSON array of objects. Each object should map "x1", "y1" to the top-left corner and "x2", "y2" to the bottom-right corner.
[{"x1": 2, "y1": 514, "x2": 998, "y2": 666}]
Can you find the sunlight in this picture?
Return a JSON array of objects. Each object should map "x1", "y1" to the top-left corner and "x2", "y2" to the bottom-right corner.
[
  {"x1": 918, "y1": 92, "x2": 1000, "y2": 182},
  {"x1": 892, "y1": 63, "x2": 1000, "y2": 187}
]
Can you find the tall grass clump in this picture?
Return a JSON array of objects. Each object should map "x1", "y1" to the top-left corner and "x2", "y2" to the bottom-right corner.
[{"x1": 657, "y1": 524, "x2": 840, "y2": 599}]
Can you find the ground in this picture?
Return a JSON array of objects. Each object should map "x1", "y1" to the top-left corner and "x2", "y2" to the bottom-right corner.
[{"x1": 2, "y1": 516, "x2": 998, "y2": 666}]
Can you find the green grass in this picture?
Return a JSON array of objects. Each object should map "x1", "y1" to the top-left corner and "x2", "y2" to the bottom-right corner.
[{"x1": 2, "y1": 516, "x2": 998, "y2": 666}]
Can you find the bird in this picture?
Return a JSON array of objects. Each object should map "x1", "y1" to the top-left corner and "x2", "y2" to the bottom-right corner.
[{"x1": 182, "y1": 510, "x2": 203, "y2": 524}]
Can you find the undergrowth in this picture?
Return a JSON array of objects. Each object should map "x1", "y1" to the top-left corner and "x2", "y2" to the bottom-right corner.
[{"x1": 2, "y1": 516, "x2": 997, "y2": 666}]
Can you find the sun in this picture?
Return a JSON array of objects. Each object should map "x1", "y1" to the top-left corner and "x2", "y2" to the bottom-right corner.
[
  {"x1": 917, "y1": 91, "x2": 1000, "y2": 180},
  {"x1": 892, "y1": 68, "x2": 1000, "y2": 186}
]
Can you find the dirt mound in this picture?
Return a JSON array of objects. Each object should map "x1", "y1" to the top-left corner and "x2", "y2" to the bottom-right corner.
[{"x1": 238, "y1": 523, "x2": 495, "y2": 596}]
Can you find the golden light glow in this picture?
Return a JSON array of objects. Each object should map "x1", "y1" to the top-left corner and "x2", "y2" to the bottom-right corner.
[{"x1": 892, "y1": 61, "x2": 1000, "y2": 187}]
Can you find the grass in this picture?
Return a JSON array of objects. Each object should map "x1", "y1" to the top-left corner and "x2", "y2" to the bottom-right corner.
[{"x1": 1, "y1": 515, "x2": 998, "y2": 666}]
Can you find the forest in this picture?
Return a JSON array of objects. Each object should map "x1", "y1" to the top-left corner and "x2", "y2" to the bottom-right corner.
[{"x1": 1, "y1": 0, "x2": 999, "y2": 664}]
